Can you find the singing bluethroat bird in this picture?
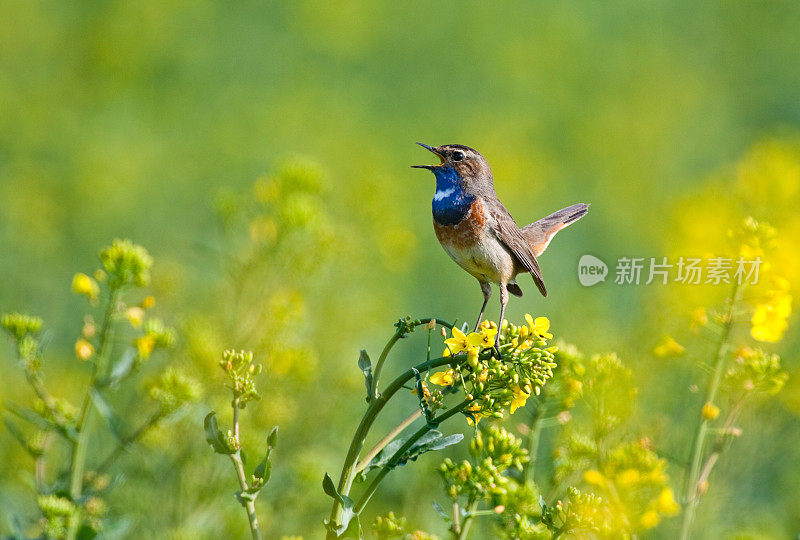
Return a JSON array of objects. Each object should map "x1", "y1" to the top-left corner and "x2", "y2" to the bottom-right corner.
[{"x1": 413, "y1": 143, "x2": 589, "y2": 351}]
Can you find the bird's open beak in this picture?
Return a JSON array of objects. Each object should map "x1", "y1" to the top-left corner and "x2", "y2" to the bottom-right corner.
[{"x1": 412, "y1": 142, "x2": 445, "y2": 169}]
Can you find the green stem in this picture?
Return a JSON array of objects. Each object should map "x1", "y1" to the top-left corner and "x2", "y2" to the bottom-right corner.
[
  {"x1": 456, "y1": 500, "x2": 479, "y2": 540},
  {"x1": 327, "y1": 318, "x2": 453, "y2": 532},
  {"x1": 353, "y1": 400, "x2": 470, "y2": 514},
  {"x1": 370, "y1": 318, "x2": 453, "y2": 399},
  {"x1": 679, "y1": 282, "x2": 740, "y2": 540},
  {"x1": 524, "y1": 402, "x2": 545, "y2": 484},
  {"x1": 66, "y1": 287, "x2": 118, "y2": 540},
  {"x1": 327, "y1": 354, "x2": 455, "y2": 533},
  {"x1": 229, "y1": 397, "x2": 262, "y2": 540},
  {"x1": 354, "y1": 409, "x2": 422, "y2": 474},
  {"x1": 95, "y1": 409, "x2": 164, "y2": 475}
]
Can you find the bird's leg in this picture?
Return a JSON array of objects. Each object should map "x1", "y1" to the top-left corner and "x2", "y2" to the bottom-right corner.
[
  {"x1": 475, "y1": 281, "x2": 492, "y2": 331},
  {"x1": 494, "y1": 285, "x2": 509, "y2": 358}
]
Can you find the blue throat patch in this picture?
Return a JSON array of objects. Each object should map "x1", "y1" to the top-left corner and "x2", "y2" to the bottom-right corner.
[{"x1": 431, "y1": 166, "x2": 474, "y2": 226}]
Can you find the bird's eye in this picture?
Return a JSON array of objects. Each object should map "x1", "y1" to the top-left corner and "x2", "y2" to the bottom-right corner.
[{"x1": 452, "y1": 151, "x2": 464, "y2": 162}]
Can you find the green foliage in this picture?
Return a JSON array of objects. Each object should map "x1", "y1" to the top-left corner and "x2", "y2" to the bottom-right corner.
[
  {"x1": 1, "y1": 240, "x2": 200, "y2": 539},
  {"x1": 2, "y1": 5, "x2": 800, "y2": 537}
]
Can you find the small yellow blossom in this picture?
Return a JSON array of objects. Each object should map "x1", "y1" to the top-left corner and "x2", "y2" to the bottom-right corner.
[
  {"x1": 442, "y1": 347, "x2": 451, "y2": 357},
  {"x1": 690, "y1": 307, "x2": 708, "y2": 332},
  {"x1": 616, "y1": 468, "x2": 641, "y2": 486},
  {"x1": 701, "y1": 402, "x2": 720, "y2": 420},
  {"x1": 640, "y1": 510, "x2": 660, "y2": 529},
  {"x1": 71, "y1": 273, "x2": 99, "y2": 302},
  {"x1": 142, "y1": 295, "x2": 156, "y2": 309},
  {"x1": 466, "y1": 326, "x2": 497, "y2": 349},
  {"x1": 125, "y1": 307, "x2": 145, "y2": 328},
  {"x1": 751, "y1": 291, "x2": 792, "y2": 343},
  {"x1": 136, "y1": 335, "x2": 156, "y2": 359},
  {"x1": 525, "y1": 314, "x2": 553, "y2": 339},
  {"x1": 444, "y1": 327, "x2": 472, "y2": 354},
  {"x1": 656, "y1": 487, "x2": 680, "y2": 515},
  {"x1": 653, "y1": 335, "x2": 686, "y2": 357},
  {"x1": 412, "y1": 382, "x2": 431, "y2": 400},
  {"x1": 583, "y1": 469, "x2": 605, "y2": 486},
  {"x1": 465, "y1": 402, "x2": 486, "y2": 425},
  {"x1": 75, "y1": 338, "x2": 94, "y2": 361},
  {"x1": 509, "y1": 386, "x2": 530, "y2": 414},
  {"x1": 429, "y1": 369, "x2": 455, "y2": 387}
]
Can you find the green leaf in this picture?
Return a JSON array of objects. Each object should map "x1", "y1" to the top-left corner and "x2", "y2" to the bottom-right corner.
[
  {"x1": 108, "y1": 348, "x2": 136, "y2": 386},
  {"x1": 204, "y1": 412, "x2": 234, "y2": 454},
  {"x1": 5, "y1": 401, "x2": 78, "y2": 442},
  {"x1": 432, "y1": 500, "x2": 450, "y2": 522},
  {"x1": 253, "y1": 426, "x2": 278, "y2": 482},
  {"x1": 3, "y1": 417, "x2": 35, "y2": 456},
  {"x1": 267, "y1": 425, "x2": 279, "y2": 448},
  {"x1": 357, "y1": 430, "x2": 464, "y2": 480},
  {"x1": 357, "y1": 350, "x2": 373, "y2": 402},
  {"x1": 90, "y1": 389, "x2": 124, "y2": 442},
  {"x1": 322, "y1": 473, "x2": 360, "y2": 537}
]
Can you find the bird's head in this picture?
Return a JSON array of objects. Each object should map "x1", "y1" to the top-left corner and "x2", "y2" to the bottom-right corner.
[{"x1": 412, "y1": 143, "x2": 493, "y2": 188}]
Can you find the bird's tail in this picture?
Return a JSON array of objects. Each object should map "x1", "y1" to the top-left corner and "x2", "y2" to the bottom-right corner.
[{"x1": 521, "y1": 203, "x2": 589, "y2": 257}]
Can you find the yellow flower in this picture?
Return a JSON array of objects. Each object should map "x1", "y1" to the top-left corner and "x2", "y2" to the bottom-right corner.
[
  {"x1": 444, "y1": 327, "x2": 473, "y2": 354},
  {"x1": 125, "y1": 307, "x2": 145, "y2": 328},
  {"x1": 429, "y1": 369, "x2": 455, "y2": 387},
  {"x1": 71, "y1": 273, "x2": 99, "y2": 302},
  {"x1": 141, "y1": 295, "x2": 156, "y2": 309},
  {"x1": 509, "y1": 386, "x2": 530, "y2": 414},
  {"x1": 525, "y1": 314, "x2": 553, "y2": 339},
  {"x1": 701, "y1": 402, "x2": 720, "y2": 420},
  {"x1": 583, "y1": 469, "x2": 605, "y2": 486},
  {"x1": 136, "y1": 335, "x2": 156, "y2": 359},
  {"x1": 466, "y1": 326, "x2": 497, "y2": 349},
  {"x1": 616, "y1": 468, "x2": 641, "y2": 486},
  {"x1": 640, "y1": 510, "x2": 660, "y2": 529},
  {"x1": 442, "y1": 347, "x2": 451, "y2": 357},
  {"x1": 75, "y1": 339, "x2": 94, "y2": 361},
  {"x1": 653, "y1": 335, "x2": 685, "y2": 357},
  {"x1": 465, "y1": 402, "x2": 486, "y2": 425},
  {"x1": 656, "y1": 487, "x2": 680, "y2": 515},
  {"x1": 751, "y1": 291, "x2": 792, "y2": 343}
]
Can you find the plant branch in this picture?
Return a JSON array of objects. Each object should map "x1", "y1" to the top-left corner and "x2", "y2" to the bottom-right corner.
[
  {"x1": 679, "y1": 282, "x2": 740, "y2": 540},
  {"x1": 95, "y1": 409, "x2": 164, "y2": 475},
  {"x1": 327, "y1": 352, "x2": 455, "y2": 530},
  {"x1": 66, "y1": 286, "x2": 119, "y2": 540},
  {"x1": 354, "y1": 409, "x2": 422, "y2": 474},
  {"x1": 229, "y1": 396, "x2": 262, "y2": 540},
  {"x1": 354, "y1": 399, "x2": 470, "y2": 514}
]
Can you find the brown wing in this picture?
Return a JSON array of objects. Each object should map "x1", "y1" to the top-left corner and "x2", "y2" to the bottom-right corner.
[
  {"x1": 491, "y1": 206, "x2": 548, "y2": 297},
  {"x1": 521, "y1": 203, "x2": 590, "y2": 257}
]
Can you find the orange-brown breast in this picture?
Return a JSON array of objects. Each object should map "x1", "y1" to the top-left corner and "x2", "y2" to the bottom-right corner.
[{"x1": 433, "y1": 198, "x2": 488, "y2": 250}]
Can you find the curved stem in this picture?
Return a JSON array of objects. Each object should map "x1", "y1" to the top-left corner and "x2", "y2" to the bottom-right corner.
[
  {"x1": 354, "y1": 400, "x2": 470, "y2": 514},
  {"x1": 679, "y1": 282, "x2": 740, "y2": 540},
  {"x1": 370, "y1": 318, "x2": 453, "y2": 400},
  {"x1": 328, "y1": 354, "x2": 455, "y2": 531}
]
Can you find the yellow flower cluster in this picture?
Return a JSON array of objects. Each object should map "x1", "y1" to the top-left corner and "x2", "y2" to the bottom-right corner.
[
  {"x1": 427, "y1": 315, "x2": 556, "y2": 424},
  {"x1": 580, "y1": 443, "x2": 679, "y2": 531},
  {"x1": 751, "y1": 279, "x2": 792, "y2": 343}
]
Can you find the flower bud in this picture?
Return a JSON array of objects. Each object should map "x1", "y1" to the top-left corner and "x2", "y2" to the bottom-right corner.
[
  {"x1": 75, "y1": 338, "x2": 94, "y2": 361},
  {"x1": 702, "y1": 402, "x2": 720, "y2": 420}
]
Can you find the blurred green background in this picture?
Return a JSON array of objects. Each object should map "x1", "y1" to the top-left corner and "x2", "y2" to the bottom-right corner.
[{"x1": 1, "y1": 1, "x2": 799, "y2": 538}]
